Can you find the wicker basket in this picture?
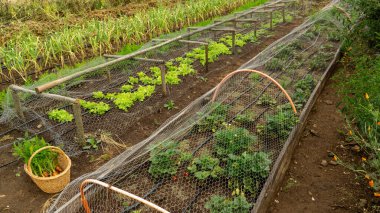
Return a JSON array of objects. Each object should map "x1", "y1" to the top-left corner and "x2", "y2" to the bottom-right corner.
[{"x1": 24, "y1": 146, "x2": 71, "y2": 193}]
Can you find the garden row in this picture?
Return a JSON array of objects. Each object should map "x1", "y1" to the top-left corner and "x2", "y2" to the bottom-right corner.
[{"x1": 0, "y1": 0, "x2": 269, "y2": 82}]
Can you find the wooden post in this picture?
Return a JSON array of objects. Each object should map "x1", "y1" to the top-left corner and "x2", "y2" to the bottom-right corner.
[
  {"x1": 282, "y1": 7, "x2": 286, "y2": 23},
  {"x1": 186, "y1": 28, "x2": 191, "y2": 51},
  {"x1": 10, "y1": 89, "x2": 25, "y2": 121},
  {"x1": 72, "y1": 101, "x2": 85, "y2": 146},
  {"x1": 205, "y1": 44, "x2": 209, "y2": 72},
  {"x1": 106, "y1": 70, "x2": 111, "y2": 83},
  {"x1": 270, "y1": 11, "x2": 273, "y2": 30},
  {"x1": 232, "y1": 31, "x2": 236, "y2": 55},
  {"x1": 161, "y1": 68, "x2": 167, "y2": 96}
]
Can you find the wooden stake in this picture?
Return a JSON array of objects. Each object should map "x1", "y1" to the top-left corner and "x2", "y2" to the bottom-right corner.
[
  {"x1": 205, "y1": 44, "x2": 209, "y2": 72},
  {"x1": 10, "y1": 89, "x2": 25, "y2": 121},
  {"x1": 161, "y1": 68, "x2": 167, "y2": 96},
  {"x1": 72, "y1": 101, "x2": 85, "y2": 146},
  {"x1": 270, "y1": 11, "x2": 273, "y2": 30},
  {"x1": 232, "y1": 31, "x2": 236, "y2": 55}
]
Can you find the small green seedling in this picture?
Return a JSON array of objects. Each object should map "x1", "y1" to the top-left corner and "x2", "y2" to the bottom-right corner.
[
  {"x1": 83, "y1": 137, "x2": 102, "y2": 150},
  {"x1": 164, "y1": 100, "x2": 175, "y2": 110}
]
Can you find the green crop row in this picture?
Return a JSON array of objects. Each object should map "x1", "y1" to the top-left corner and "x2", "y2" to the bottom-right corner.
[{"x1": 0, "y1": 0, "x2": 268, "y2": 82}]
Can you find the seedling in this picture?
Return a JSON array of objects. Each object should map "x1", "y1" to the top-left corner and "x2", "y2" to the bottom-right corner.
[
  {"x1": 92, "y1": 91, "x2": 105, "y2": 99},
  {"x1": 164, "y1": 100, "x2": 175, "y2": 110},
  {"x1": 83, "y1": 137, "x2": 102, "y2": 150}
]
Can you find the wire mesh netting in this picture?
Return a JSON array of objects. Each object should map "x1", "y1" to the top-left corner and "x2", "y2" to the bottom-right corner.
[
  {"x1": 43, "y1": 0, "x2": 349, "y2": 212},
  {"x1": 0, "y1": 0, "x2": 303, "y2": 157}
]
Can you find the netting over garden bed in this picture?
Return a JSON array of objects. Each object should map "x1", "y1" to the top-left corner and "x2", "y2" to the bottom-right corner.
[
  {"x1": 44, "y1": 0, "x2": 348, "y2": 212},
  {"x1": 0, "y1": 0, "x2": 302, "y2": 156}
]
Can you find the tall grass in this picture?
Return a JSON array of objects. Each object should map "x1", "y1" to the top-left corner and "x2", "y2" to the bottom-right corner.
[{"x1": 0, "y1": 0, "x2": 265, "y2": 82}]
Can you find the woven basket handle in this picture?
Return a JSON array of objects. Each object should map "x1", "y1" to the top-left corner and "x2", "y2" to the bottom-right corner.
[{"x1": 27, "y1": 146, "x2": 65, "y2": 174}]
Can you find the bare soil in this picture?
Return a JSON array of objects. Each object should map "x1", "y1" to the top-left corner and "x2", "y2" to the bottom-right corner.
[
  {"x1": 268, "y1": 70, "x2": 375, "y2": 213},
  {"x1": 0, "y1": 18, "x2": 304, "y2": 213}
]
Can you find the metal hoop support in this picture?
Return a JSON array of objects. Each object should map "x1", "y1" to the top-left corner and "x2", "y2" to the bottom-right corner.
[
  {"x1": 211, "y1": 69, "x2": 297, "y2": 114},
  {"x1": 80, "y1": 179, "x2": 170, "y2": 213}
]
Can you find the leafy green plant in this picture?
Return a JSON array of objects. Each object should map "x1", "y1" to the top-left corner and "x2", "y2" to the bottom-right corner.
[
  {"x1": 226, "y1": 152, "x2": 271, "y2": 195},
  {"x1": 235, "y1": 111, "x2": 255, "y2": 125},
  {"x1": 195, "y1": 103, "x2": 230, "y2": 132},
  {"x1": 148, "y1": 140, "x2": 191, "y2": 179},
  {"x1": 164, "y1": 100, "x2": 175, "y2": 110},
  {"x1": 13, "y1": 135, "x2": 60, "y2": 177},
  {"x1": 121, "y1": 84, "x2": 134, "y2": 92},
  {"x1": 292, "y1": 74, "x2": 315, "y2": 106},
  {"x1": 260, "y1": 109, "x2": 298, "y2": 139},
  {"x1": 0, "y1": 89, "x2": 6, "y2": 113},
  {"x1": 257, "y1": 94, "x2": 277, "y2": 107},
  {"x1": 80, "y1": 100, "x2": 110, "y2": 115},
  {"x1": 92, "y1": 91, "x2": 105, "y2": 99},
  {"x1": 83, "y1": 137, "x2": 102, "y2": 150},
  {"x1": 128, "y1": 76, "x2": 139, "y2": 85},
  {"x1": 309, "y1": 52, "x2": 331, "y2": 71},
  {"x1": 214, "y1": 127, "x2": 257, "y2": 160},
  {"x1": 48, "y1": 109, "x2": 74, "y2": 123},
  {"x1": 187, "y1": 154, "x2": 224, "y2": 181},
  {"x1": 205, "y1": 194, "x2": 251, "y2": 213},
  {"x1": 137, "y1": 72, "x2": 155, "y2": 85},
  {"x1": 186, "y1": 41, "x2": 231, "y2": 65}
]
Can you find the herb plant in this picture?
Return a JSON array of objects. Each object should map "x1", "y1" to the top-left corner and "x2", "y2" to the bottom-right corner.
[
  {"x1": 83, "y1": 137, "x2": 102, "y2": 150},
  {"x1": 48, "y1": 109, "x2": 74, "y2": 123},
  {"x1": 92, "y1": 91, "x2": 105, "y2": 99},
  {"x1": 187, "y1": 154, "x2": 224, "y2": 181}
]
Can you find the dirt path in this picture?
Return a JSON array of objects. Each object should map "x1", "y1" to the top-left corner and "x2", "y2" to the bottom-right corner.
[{"x1": 268, "y1": 70, "x2": 371, "y2": 213}]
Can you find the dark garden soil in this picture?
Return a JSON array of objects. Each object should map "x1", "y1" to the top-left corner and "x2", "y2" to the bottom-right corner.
[
  {"x1": 0, "y1": 18, "x2": 305, "y2": 213},
  {"x1": 268, "y1": 69, "x2": 375, "y2": 213}
]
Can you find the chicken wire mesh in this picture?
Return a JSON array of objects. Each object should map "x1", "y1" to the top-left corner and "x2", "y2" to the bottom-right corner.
[
  {"x1": 0, "y1": 0, "x2": 303, "y2": 157},
  {"x1": 44, "y1": 0, "x2": 349, "y2": 212}
]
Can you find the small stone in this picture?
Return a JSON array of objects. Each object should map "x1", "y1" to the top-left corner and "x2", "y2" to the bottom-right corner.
[
  {"x1": 311, "y1": 196, "x2": 315, "y2": 201},
  {"x1": 37, "y1": 124, "x2": 42, "y2": 129},
  {"x1": 358, "y1": 199, "x2": 367, "y2": 208},
  {"x1": 327, "y1": 152, "x2": 335, "y2": 157},
  {"x1": 274, "y1": 199, "x2": 279, "y2": 204},
  {"x1": 351, "y1": 145, "x2": 361, "y2": 152},
  {"x1": 310, "y1": 129, "x2": 318, "y2": 136},
  {"x1": 321, "y1": 160, "x2": 328, "y2": 166},
  {"x1": 324, "y1": 100, "x2": 333, "y2": 105},
  {"x1": 308, "y1": 191, "x2": 313, "y2": 196},
  {"x1": 329, "y1": 160, "x2": 338, "y2": 165}
]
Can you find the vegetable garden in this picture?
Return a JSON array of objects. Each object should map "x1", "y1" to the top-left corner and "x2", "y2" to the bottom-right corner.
[
  {"x1": 0, "y1": 0, "x2": 343, "y2": 212},
  {"x1": 0, "y1": 0, "x2": 352, "y2": 212}
]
